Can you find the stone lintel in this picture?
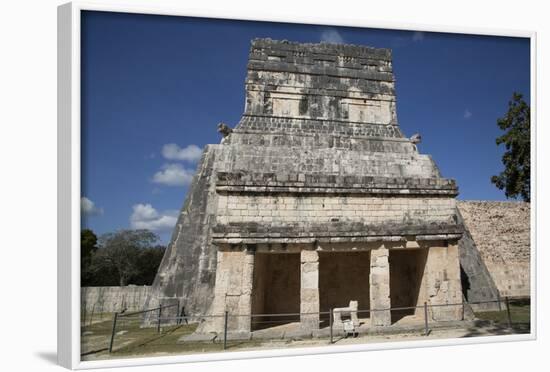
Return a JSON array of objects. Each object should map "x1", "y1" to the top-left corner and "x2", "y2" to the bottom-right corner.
[{"x1": 212, "y1": 234, "x2": 463, "y2": 247}]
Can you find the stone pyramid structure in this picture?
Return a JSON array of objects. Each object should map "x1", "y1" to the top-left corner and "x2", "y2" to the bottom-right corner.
[{"x1": 145, "y1": 38, "x2": 465, "y2": 333}]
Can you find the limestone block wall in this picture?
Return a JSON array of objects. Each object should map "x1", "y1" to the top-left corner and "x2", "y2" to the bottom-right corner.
[
  {"x1": 245, "y1": 39, "x2": 396, "y2": 124},
  {"x1": 216, "y1": 144, "x2": 440, "y2": 178},
  {"x1": 81, "y1": 286, "x2": 151, "y2": 313},
  {"x1": 458, "y1": 201, "x2": 530, "y2": 297},
  {"x1": 485, "y1": 262, "x2": 530, "y2": 297},
  {"x1": 217, "y1": 194, "x2": 456, "y2": 226}
]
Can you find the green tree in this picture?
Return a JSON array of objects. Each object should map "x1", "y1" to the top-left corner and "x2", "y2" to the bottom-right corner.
[
  {"x1": 92, "y1": 229, "x2": 160, "y2": 286},
  {"x1": 491, "y1": 92, "x2": 531, "y2": 202},
  {"x1": 81, "y1": 229, "x2": 98, "y2": 286},
  {"x1": 130, "y1": 245, "x2": 166, "y2": 285}
]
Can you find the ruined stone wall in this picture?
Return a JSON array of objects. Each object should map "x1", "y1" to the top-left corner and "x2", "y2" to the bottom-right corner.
[
  {"x1": 458, "y1": 201, "x2": 530, "y2": 297},
  {"x1": 81, "y1": 286, "x2": 151, "y2": 313}
]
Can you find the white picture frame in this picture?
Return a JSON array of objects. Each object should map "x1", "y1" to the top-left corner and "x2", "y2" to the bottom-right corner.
[{"x1": 57, "y1": 1, "x2": 537, "y2": 369}]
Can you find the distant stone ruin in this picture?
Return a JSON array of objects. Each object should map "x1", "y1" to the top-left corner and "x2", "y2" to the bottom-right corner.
[
  {"x1": 144, "y1": 39, "x2": 529, "y2": 336},
  {"x1": 458, "y1": 201, "x2": 530, "y2": 301}
]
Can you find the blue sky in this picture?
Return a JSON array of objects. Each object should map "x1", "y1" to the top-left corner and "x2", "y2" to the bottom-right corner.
[{"x1": 80, "y1": 11, "x2": 530, "y2": 243}]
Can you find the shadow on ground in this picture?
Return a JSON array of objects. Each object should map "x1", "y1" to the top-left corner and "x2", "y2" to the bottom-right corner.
[
  {"x1": 35, "y1": 351, "x2": 57, "y2": 365},
  {"x1": 461, "y1": 320, "x2": 530, "y2": 337}
]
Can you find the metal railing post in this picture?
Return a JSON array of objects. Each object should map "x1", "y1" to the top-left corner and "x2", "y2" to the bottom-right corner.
[
  {"x1": 108, "y1": 312, "x2": 119, "y2": 353},
  {"x1": 329, "y1": 308, "x2": 333, "y2": 344},
  {"x1": 176, "y1": 299, "x2": 181, "y2": 325},
  {"x1": 505, "y1": 296, "x2": 512, "y2": 328},
  {"x1": 157, "y1": 304, "x2": 163, "y2": 333},
  {"x1": 423, "y1": 302, "x2": 429, "y2": 336},
  {"x1": 223, "y1": 311, "x2": 229, "y2": 350},
  {"x1": 497, "y1": 293, "x2": 502, "y2": 311},
  {"x1": 89, "y1": 304, "x2": 95, "y2": 327}
]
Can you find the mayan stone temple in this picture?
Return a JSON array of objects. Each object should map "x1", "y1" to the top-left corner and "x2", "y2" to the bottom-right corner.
[{"x1": 145, "y1": 38, "x2": 468, "y2": 337}]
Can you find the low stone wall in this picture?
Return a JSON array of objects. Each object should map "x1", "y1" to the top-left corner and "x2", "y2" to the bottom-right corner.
[{"x1": 81, "y1": 286, "x2": 151, "y2": 313}]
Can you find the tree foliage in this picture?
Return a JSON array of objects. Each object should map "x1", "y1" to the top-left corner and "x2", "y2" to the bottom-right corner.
[
  {"x1": 133, "y1": 245, "x2": 166, "y2": 285},
  {"x1": 81, "y1": 229, "x2": 166, "y2": 286},
  {"x1": 81, "y1": 229, "x2": 98, "y2": 286},
  {"x1": 491, "y1": 92, "x2": 531, "y2": 202}
]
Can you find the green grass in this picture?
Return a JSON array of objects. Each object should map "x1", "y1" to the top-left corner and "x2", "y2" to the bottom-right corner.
[{"x1": 474, "y1": 303, "x2": 531, "y2": 325}]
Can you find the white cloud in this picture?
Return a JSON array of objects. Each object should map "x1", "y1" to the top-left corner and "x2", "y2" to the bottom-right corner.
[
  {"x1": 152, "y1": 163, "x2": 195, "y2": 186},
  {"x1": 463, "y1": 109, "x2": 473, "y2": 119},
  {"x1": 412, "y1": 31, "x2": 425, "y2": 42},
  {"x1": 162, "y1": 143, "x2": 202, "y2": 162},
  {"x1": 130, "y1": 203, "x2": 178, "y2": 232},
  {"x1": 320, "y1": 29, "x2": 344, "y2": 44},
  {"x1": 81, "y1": 197, "x2": 103, "y2": 216}
]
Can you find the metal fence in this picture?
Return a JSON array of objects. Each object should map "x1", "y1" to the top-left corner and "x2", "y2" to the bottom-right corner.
[
  {"x1": 103, "y1": 296, "x2": 529, "y2": 354},
  {"x1": 108, "y1": 302, "x2": 181, "y2": 353}
]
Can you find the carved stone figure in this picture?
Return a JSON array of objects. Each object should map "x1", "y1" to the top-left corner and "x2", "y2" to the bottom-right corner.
[{"x1": 217, "y1": 122, "x2": 233, "y2": 137}]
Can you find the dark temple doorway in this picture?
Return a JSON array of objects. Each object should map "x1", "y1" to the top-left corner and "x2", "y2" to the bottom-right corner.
[
  {"x1": 389, "y1": 248, "x2": 428, "y2": 323},
  {"x1": 251, "y1": 252, "x2": 300, "y2": 330},
  {"x1": 319, "y1": 251, "x2": 371, "y2": 326}
]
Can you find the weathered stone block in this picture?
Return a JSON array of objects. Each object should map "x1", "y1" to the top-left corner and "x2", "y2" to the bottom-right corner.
[{"x1": 370, "y1": 247, "x2": 391, "y2": 326}]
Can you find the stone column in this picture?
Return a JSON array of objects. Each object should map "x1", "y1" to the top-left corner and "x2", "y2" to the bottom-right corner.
[
  {"x1": 197, "y1": 250, "x2": 229, "y2": 333},
  {"x1": 369, "y1": 247, "x2": 391, "y2": 326},
  {"x1": 300, "y1": 249, "x2": 320, "y2": 330},
  {"x1": 197, "y1": 247, "x2": 255, "y2": 335},
  {"x1": 236, "y1": 247, "x2": 255, "y2": 333}
]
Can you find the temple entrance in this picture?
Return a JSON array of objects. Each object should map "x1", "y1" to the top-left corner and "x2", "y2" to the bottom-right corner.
[
  {"x1": 251, "y1": 252, "x2": 300, "y2": 330},
  {"x1": 389, "y1": 248, "x2": 428, "y2": 323},
  {"x1": 319, "y1": 251, "x2": 371, "y2": 326}
]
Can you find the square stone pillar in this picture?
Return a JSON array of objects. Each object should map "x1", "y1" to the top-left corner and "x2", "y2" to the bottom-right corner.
[
  {"x1": 370, "y1": 247, "x2": 391, "y2": 326},
  {"x1": 300, "y1": 249, "x2": 320, "y2": 330},
  {"x1": 198, "y1": 247, "x2": 255, "y2": 335},
  {"x1": 236, "y1": 248, "x2": 255, "y2": 332}
]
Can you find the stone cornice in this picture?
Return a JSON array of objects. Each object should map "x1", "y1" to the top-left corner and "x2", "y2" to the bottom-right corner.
[{"x1": 216, "y1": 172, "x2": 459, "y2": 197}]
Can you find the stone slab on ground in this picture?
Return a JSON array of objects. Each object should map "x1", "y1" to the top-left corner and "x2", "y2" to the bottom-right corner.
[
  {"x1": 225, "y1": 332, "x2": 252, "y2": 341},
  {"x1": 251, "y1": 328, "x2": 286, "y2": 340},
  {"x1": 178, "y1": 332, "x2": 219, "y2": 343},
  {"x1": 283, "y1": 328, "x2": 313, "y2": 340}
]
